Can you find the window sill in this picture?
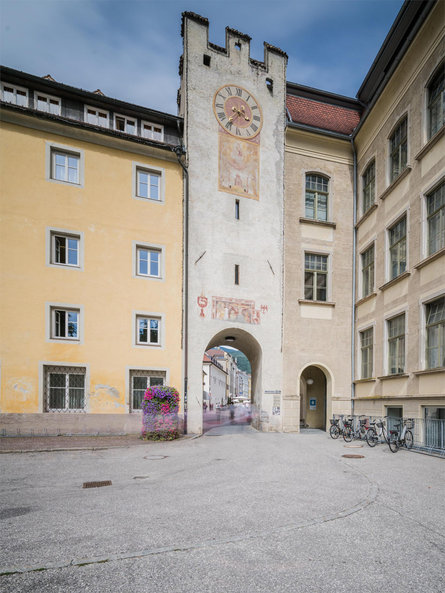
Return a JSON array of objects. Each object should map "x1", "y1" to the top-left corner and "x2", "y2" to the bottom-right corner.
[
  {"x1": 377, "y1": 373, "x2": 409, "y2": 381},
  {"x1": 413, "y1": 367, "x2": 445, "y2": 376},
  {"x1": 415, "y1": 126, "x2": 444, "y2": 161},
  {"x1": 414, "y1": 247, "x2": 445, "y2": 270},
  {"x1": 356, "y1": 204, "x2": 377, "y2": 229},
  {"x1": 379, "y1": 271, "x2": 410, "y2": 292},
  {"x1": 299, "y1": 217, "x2": 336, "y2": 229},
  {"x1": 379, "y1": 166, "x2": 412, "y2": 201},
  {"x1": 353, "y1": 378, "x2": 376, "y2": 384},
  {"x1": 298, "y1": 299, "x2": 335, "y2": 307},
  {"x1": 355, "y1": 292, "x2": 377, "y2": 307}
]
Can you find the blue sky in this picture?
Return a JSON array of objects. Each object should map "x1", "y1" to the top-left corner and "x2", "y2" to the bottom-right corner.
[{"x1": 1, "y1": 0, "x2": 403, "y2": 115}]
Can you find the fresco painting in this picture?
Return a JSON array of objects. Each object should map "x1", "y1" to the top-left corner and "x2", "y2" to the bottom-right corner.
[{"x1": 218, "y1": 133, "x2": 259, "y2": 200}]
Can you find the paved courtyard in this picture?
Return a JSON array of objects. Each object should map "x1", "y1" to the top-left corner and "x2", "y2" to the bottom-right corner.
[{"x1": 0, "y1": 426, "x2": 444, "y2": 592}]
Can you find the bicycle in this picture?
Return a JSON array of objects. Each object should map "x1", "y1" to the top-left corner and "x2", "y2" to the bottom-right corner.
[
  {"x1": 366, "y1": 417, "x2": 390, "y2": 447},
  {"x1": 329, "y1": 416, "x2": 348, "y2": 439},
  {"x1": 388, "y1": 418, "x2": 415, "y2": 453},
  {"x1": 343, "y1": 416, "x2": 369, "y2": 442}
]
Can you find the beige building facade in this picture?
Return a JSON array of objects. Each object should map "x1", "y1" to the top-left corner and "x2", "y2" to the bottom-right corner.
[{"x1": 353, "y1": 0, "x2": 445, "y2": 421}]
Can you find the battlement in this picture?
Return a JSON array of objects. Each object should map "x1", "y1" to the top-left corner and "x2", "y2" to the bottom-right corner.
[{"x1": 181, "y1": 11, "x2": 287, "y2": 74}]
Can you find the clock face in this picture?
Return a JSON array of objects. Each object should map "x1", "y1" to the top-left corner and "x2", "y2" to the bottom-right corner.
[{"x1": 213, "y1": 84, "x2": 263, "y2": 139}]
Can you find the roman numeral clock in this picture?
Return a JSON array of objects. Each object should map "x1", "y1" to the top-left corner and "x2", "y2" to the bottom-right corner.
[{"x1": 213, "y1": 84, "x2": 263, "y2": 200}]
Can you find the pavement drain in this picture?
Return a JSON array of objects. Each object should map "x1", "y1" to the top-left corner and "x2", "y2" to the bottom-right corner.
[
  {"x1": 143, "y1": 454, "x2": 168, "y2": 460},
  {"x1": 82, "y1": 480, "x2": 112, "y2": 488},
  {"x1": 342, "y1": 454, "x2": 365, "y2": 459},
  {"x1": 133, "y1": 475, "x2": 150, "y2": 480},
  {"x1": 344, "y1": 444, "x2": 364, "y2": 448}
]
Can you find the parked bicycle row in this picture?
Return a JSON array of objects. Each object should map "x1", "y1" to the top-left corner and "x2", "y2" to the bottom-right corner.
[{"x1": 329, "y1": 415, "x2": 414, "y2": 453}]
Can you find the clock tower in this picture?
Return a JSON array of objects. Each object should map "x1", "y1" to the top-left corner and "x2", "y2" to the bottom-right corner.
[{"x1": 179, "y1": 12, "x2": 287, "y2": 433}]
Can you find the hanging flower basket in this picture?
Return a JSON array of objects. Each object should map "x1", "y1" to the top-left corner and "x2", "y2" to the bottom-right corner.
[{"x1": 141, "y1": 385, "x2": 180, "y2": 440}]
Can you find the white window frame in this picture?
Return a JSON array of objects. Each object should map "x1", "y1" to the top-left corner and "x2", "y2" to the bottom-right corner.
[
  {"x1": 384, "y1": 310, "x2": 407, "y2": 375},
  {"x1": 84, "y1": 105, "x2": 109, "y2": 127},
  {"x1": 426, "y1": 61, "x2": 444, "y2": 141},
  {"x1": 133, "y1": 312, "x2": 164, "y2": 349},
  {"x1": 39, "y1": 362, "x2": 89, "y2": 413},
  {"x1": 114, "y1": 113, "x2": 137, "y2": 135},
  {"x1": 141, "y1": 121, "x2": 164, "y2": 142},
  {"x1": 304, "y1": 172, "x2": 330, "y2": 222},
  {"x1": 127, "y1": 368, "x2": 168, "y2": 412},
  {"x1": 34, "y1": 91, "x2": 61, "y2": 115},
  {"x1": 385, "y1": 211, "x2": 408, "y2": 282},
  {"x1": 46, "y1": 142, "x2": 84, "y2": 187},
  {"x1": 420, "y1": 175, "x2": 445, "y2": 260},
  {"x1": 359, "y1": 240, "x2": 375, "y2": 299},
  {"x1": 46, "y1": 227, "x2": 84, "y2": 270},
  {"x1": 361, "y1": 159, "x2": 376, "y2": 216},
  {"x1": 420, "y1": 293, "x2": 445, "y2": 370},
  {"x1": 132, "y1": 161, "x2": 164, "y2": 203},
  {"x1": 387, "y1": 113, "x2": 409, "y2": 185},
  {"x1": 46, "y1": 303, "x2": 84, "y2": 344},
  {"x1": 357, "y1": 323, "x2": 375, "y2": 380},
  {"x1": 303, "y1": 251, "x2": 330, "y2": 302},
  {"x1": 1, "y1": 82, "x2": 28, "y2": 106},
  {"x1": 133, "y1": 241, "x2": 164, "y2": 280}
]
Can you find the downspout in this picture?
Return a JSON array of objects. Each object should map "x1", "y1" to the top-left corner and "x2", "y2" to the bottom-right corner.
[
  {"x1": 174, "y1": 142, "x2": 188, "y2": 434},
  {"x1": 350, "y1": 137, "x2": 357, "y2": 415}
]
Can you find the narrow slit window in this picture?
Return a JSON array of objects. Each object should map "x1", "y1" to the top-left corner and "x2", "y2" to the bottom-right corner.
[
  {"x1": 235, "y1": 200, "x2": 240, "y2": 220},
  {"x1": 235, "y1": 264, "x2": 239, "y2": 285}
]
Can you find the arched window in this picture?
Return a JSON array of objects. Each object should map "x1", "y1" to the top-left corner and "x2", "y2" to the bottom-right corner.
[
  {"x1": 428, "y1": 63, "x2": 444, "y2": 139},
  {"x1": 305, "y1": 174, "x2": 329, "y2": 221}
]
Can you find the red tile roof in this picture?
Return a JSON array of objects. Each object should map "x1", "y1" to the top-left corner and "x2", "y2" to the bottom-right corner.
[{"x1": 286, "y1": 95, "x2": 361, "y2": 136}]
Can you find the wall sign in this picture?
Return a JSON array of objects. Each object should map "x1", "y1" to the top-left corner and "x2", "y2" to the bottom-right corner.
[{"x1": 309, "y1": 398, "x2": 317, "y2": 410}]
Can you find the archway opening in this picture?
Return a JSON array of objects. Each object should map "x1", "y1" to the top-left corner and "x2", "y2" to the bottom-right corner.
[
  {"x1": 201, "y1": 328, "x2": 262, "y2": 433},
  {"x1": 300, "y1": 366, "x2": 327, "y2": 430}
]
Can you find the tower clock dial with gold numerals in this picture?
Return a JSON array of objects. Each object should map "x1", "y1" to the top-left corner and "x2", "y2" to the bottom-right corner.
[{"x1": 213, "y1": 84, "x2": 263, "y2": 139}]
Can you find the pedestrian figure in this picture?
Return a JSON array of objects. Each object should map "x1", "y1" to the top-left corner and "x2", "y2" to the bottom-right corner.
[{"x1": 229, "y1": 403, "x2": 235, "y2": 423}]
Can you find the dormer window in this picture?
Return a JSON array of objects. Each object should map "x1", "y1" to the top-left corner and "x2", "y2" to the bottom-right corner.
[
  {"x1": 85, "y1": 106, "x2": 109, "y2": 127},
  {"x1": 114, "y1": 114, "x2": 137, "y2": 135},
  {"x1": 142, "y1": 121, "x2": 164, "y2": 142},
  {"x1": 34, "y1": 92, "x2": 61, "y2": 115},
  {"x1": 1, "y1": 83, "x2": 28, "y2": 107}
]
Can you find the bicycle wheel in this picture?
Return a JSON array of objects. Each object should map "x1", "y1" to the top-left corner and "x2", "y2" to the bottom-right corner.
[
  {"x1": 389, "y1": 433, "x2": 399, "y2": 453},
  {"x1": 329, "y1": 425, "x2": 340, "y2": 439},
  {"x1": 404, "y1": 430, "x2": 414, "y2": 449},
  {"x1": 366, "y1": 427, "x2": 377, "y2": 447},
  {"x1": 343, "y1": 427, "x2": 352, "y2": 442}
]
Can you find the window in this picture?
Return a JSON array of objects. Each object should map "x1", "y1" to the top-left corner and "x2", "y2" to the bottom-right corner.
[
  {"x1": 389, "y1": 117, "x2": 407, "y2": 183},
  {"x1": 426, "y1": 296, "x2": 445, "y2": 369},
  {"x1": 428, "y1": 63, "x2": 444, "y2": 139},
  {"x1": 235, "y1": 199, "x2": 240, "y2": 220},
  {"x1": 114, "y1": 114, "x2": 136, "y2": 135},
  {"x1": 234, "y1": 264, "x2": 240, "y2": 285},
  {"x1": 362, "y1": 161, "x2": 375, "y2": 214},
  {"x1": 85, "y1": 106, "x2": 109, "y2": 127},
  {"x1": 137, "y1": 246, "x2": 161, "y2": 277},
  {"x1": 34, "y1": 92, "x2": 61, "y2": 115},
  {"x1": 51, "y1": 149, "x2": 80, "y2": 184},
  {"x1": 388, "y1": 314, "x2": 405, "y2": 374},
  {"x1": 388, "y1": 216, "x2": 407, "y2": 280},
  {"x1": 136, "y1": 167, "x2": 161, "y2": 201},
  {"x1": 1, "y1": 83, "x2": 28, "y2": 106},
  {"x1": 51, "y1": 307, "x2": 80, "y2": 340},
  {"x1": 142, "y1": 121, "x2": 164, "y2": 142},
  {"x1": 136, "y1": 316, "x2": 160, "y2": 346},
  {"x1": 51, "y1": 231, "x2": 80, "y2": 267},
  {"x1": 304, "y1": 253, "x2": 327, "y2": 301},
  {"x1": 361, "y1": 244, "x2": 374, "y2": 297},
  {"x1": 44, "y1": 366, "x2": 86, "y2": 412},
  {"x1": 427, "y1": 181, "x2": 445, "y2": 256},
  {"x1": 360, "y1": 328, "x2": 373, "y2": 379},
  {"x1": 130, "y1": 370, "x2": 166, "y2": 410},
  {"x1": 305, "y1": 174, "x2": 328, "y2": 221}
]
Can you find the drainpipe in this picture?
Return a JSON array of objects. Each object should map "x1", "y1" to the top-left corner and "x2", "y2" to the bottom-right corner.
[
  {"x1": 350, "y1": 137, "x2": 357, "y2": 415},
  {"x1": 173, "y1": 143, "x2": 188, "y2": 434}
]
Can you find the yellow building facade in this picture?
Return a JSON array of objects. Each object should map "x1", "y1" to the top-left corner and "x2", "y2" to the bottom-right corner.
[{"x1": 0, "y1": 70, "x2": 184, "y2": 434}]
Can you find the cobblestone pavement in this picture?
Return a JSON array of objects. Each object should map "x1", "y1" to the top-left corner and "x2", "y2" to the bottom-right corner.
[{"x1": 1, "y1": 427, "x2": 444, "y2": 593}]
